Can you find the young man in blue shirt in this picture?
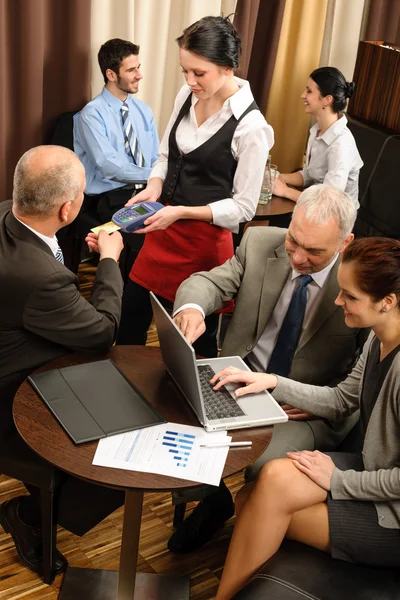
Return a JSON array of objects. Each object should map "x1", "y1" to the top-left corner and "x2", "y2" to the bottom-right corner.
[{"x1": 74, "y1": 38, "x2": 160, "y2": 273}]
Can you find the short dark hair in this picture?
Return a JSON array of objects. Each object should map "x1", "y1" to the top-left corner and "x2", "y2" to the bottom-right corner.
[
  {"x1": 342, "y1": 237, "x2": 400, "y2": 303},
  {"x1": 310, "y1": 66, "x2": 355, "y2": 113},
  {"x1": 176, "y1": 16, "x2": 241, "y2": 69},
  {"x1": 98, "y1": 38, "x2": 140, "y2": 85}
]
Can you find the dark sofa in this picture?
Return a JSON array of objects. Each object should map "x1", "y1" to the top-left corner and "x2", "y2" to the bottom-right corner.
[
  {"x1": 233, "y1": 539, "x2": 400, "y2": 600},
  {"x1": 346, "y1": 115, "x2": 400, "y2": 239}
]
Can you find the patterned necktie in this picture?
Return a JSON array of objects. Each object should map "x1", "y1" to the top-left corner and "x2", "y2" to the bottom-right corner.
[
  {"x1": 121, "y1": 102, "x2": 144, "y2": 167},
  {"x1": 55, "y1": 244, "x2": 64, "y2": 264},
  {"x1": 267, "y1": 274, "x2": 313, "y2": 377}
]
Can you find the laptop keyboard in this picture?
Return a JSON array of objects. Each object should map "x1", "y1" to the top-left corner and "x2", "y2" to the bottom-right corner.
[{"x1": 197, "y1": 364, "x2": 245, "y2": 420}]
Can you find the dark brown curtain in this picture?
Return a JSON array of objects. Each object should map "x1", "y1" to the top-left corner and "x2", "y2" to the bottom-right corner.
[
  {"x1": 234, "y1": 0, "x2": 286, "y2": 113},
  {"x1": 0, "y1": 0, "x2": 92, "y2": 200},
  {"x1": 363, "y1": 0, "x2": 400, "y2": 44}
]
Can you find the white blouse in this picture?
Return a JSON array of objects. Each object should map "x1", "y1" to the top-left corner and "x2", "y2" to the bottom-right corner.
[
  {"x1": 300, "y1": 114, "x2": 363, "y2": 208},
  {"x1": 150, "y1": 78, "x2": 274, "y2": 233}
]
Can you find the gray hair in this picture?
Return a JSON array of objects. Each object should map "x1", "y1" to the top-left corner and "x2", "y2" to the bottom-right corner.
[
  {"x1": 13, "y1": 146, "x2": 83, "y2": 217},
  {"x1": 293, "y1": 184, "x2": 357, "y2": 240}
]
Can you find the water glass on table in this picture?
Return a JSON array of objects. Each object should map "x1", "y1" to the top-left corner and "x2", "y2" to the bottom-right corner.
[{"x1": 259, "y1": 164, "x2": 278, "y2": 204}]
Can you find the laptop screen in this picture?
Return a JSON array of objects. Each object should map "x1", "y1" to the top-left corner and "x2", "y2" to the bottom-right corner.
[{"x1": 150, "y1": 293, "x2": 206, "y2": 424}]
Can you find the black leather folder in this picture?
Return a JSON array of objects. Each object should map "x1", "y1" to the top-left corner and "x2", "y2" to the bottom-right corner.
[{"x1": 29, "y1": 359, "x2": 165, "y2": 444}]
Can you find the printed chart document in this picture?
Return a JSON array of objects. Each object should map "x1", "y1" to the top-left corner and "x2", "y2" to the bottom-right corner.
[{"x1": 92, "y1": 422, "x2": 231, "y2": 486}]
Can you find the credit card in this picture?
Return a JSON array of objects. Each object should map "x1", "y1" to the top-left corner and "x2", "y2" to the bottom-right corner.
[{"x1": 90, "y1": 221, "x2": 121, "y2": 235}]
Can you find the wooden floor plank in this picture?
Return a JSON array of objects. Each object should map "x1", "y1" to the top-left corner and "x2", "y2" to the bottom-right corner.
[{"x1": 0, "y1": 473, "x2": 243, "y2": 598}]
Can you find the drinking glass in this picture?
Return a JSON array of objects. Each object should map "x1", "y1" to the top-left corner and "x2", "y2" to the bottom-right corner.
[{"x1": 259, "y1": 163, "x2": 278, "y2": 204}]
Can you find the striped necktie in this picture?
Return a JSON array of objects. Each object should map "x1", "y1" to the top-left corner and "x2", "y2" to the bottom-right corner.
[
  {"x1": 121, "y1": 102, "x2": 144, "y2": 167},
  {"x1": 55, "y1": 244, "x2": 64, "y2": 264},
  {"x1": 267, "y1": 274, "x2": 313, "y2": 377}
]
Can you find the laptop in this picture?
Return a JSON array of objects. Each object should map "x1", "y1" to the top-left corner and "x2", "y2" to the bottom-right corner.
[
  {"x1": 150, "y1": 293, "x2": 288, "y2": 432},
  {"x1": 29, "y1": 359, "x2": 165, "y2": 444}
]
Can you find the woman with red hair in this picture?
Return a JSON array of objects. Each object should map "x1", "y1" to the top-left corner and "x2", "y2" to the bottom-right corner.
[{"x1": 212, "y1": 237, "x2": 400, "y2": 599}]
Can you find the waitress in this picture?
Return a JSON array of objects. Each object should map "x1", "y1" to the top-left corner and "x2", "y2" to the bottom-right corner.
[
  {"x1": 117, "y1": 15, "x2": 273, "y2": 355},
  {"x1": 274, "y1": 66, "x2": 363, "y2": 207}
]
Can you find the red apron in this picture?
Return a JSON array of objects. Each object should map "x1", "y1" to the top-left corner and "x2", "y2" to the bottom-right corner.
[{"x1": 130, "y1": 219, "x2": 234, "y2": 306}]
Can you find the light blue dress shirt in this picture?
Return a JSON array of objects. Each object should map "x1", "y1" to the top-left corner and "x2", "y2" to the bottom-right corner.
[{"x1": 73, "y1": 87, "x2": 160, "y2": 195}]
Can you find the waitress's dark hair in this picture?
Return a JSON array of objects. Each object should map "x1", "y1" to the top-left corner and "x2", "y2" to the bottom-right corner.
[
  {"x1": 176, "y1": 16, "x2": 241, "y2": 68},
  {"x1": 342, "y1": 237, "x2": 400, "y2": 303},
  {"x1": 310, "y1": 66, "x2": 355, "y2": 113}
]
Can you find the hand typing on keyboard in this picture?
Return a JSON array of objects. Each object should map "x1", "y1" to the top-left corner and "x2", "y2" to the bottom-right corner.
[{"x1": 210, "y1": 366, "x2": 278, "y2": 397}]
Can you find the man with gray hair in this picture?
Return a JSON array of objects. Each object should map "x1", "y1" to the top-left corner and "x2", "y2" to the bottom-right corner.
[
  {"x1": 168, "y1": 184, "x2": 367, "y2": 554},
  {"x1": 0, "y1": 145, "x2": 126, "y2": 575}
]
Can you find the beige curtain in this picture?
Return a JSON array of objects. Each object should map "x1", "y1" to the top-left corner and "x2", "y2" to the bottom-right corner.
[
  {"x1": 266, "y1": 0, "x2": 329, "y2": 173},
  {"x1": 90, "y1": 0, "x2": 236, "y2": 135},
  {"x1": 320, "y1": 0, "x2": 366, "y2": 80}
]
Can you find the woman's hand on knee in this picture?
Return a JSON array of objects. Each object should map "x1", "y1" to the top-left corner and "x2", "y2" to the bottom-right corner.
[{"x1": 286, "y1": 450, "x2": 335, "y2": 491}]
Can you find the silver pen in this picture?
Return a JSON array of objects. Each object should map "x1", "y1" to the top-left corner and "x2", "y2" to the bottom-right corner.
[{"x1": 199, "y1": 441, "x2": 252, "y2": 448}]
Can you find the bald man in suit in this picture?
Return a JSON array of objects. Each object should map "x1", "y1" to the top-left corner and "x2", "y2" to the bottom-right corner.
[
  {"x1": 0, "y1": 146, "x2": 125, "y2": 575},
  {"x1": 169, "y1": 185, "x2": 367, "y2": 554}
]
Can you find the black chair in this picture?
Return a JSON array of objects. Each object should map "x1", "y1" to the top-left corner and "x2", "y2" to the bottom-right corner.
[
  {"x1": 347, "y1": 115, "x2": 400, "y2": 239},
  {"x1": 48, "y1": 111, "x2": 102, "y2": 273},
  {"x1": 0, "y1": 112, "x2": 76, "y2": 580},
  {"x1": 0, "y1": 432, "x2": 61, "y2": 584},
  {"x1": 233, "y1": 539, "x2": 400, "y2": 599}
]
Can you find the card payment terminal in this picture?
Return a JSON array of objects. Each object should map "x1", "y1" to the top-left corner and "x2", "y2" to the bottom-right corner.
[{"x1": 112, "y1": 202, "x2": 164, "y2": 233}]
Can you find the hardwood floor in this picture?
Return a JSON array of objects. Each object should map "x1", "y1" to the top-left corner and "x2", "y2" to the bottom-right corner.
[
  {"x1": 0, "y1": 261, "x2": 242, "y2": 599},
  {"x1": 0, "y1": 473, "x2": 243, "y2": 599}
]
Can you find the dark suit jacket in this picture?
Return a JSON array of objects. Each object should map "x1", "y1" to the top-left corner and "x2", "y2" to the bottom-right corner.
[
  {"x1": 175, "y1": 227, "x2": 369, "y2": 446},
  {"x1": 0, "y1": 200, "x2": 123, "y2": 439}
]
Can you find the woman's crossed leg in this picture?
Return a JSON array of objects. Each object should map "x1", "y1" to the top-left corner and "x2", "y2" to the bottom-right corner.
[{"x1": 216, "y1": 458, "x2": 330, "y2": 600}]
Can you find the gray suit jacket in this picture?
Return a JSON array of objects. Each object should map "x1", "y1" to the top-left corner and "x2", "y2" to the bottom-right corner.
[
  {"x1": 175, "y1": 227, "x2": 368, "y2": 445},
  {"x1": 0, "y1": 201, "x2": 124, "y2": 438}
]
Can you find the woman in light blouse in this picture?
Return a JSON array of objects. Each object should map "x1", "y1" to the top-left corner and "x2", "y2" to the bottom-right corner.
[
  {"x1": 212, "y1": 237, "x2": 400, "y2": 599},
  {"x1": 274, "y1": 67, "x2": 363, "y2": 207},
  {"x1": 117, "y1": 16, "x2": 273, "y2": 355}
]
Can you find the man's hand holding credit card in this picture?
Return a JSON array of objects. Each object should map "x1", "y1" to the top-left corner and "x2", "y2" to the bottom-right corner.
[{"x1": 90, "y1": 221, "x2": 121, "y2": 235}]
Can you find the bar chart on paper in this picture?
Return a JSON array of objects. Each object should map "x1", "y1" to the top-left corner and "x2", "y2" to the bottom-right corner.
[
  {"x1": 93, "y1": 422, "x2": 231, "y2": 485},
  {"x1": 162, "y1": 430, "x2": 195, "y2": 468}
]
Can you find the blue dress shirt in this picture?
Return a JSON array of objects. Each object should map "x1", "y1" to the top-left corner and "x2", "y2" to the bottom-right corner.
[{"x1": 73, "y1": 87, "x2": 160, "y2": 195}]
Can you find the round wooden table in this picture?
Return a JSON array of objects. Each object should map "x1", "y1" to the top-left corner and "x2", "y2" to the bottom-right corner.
[
  {"x1": 255, "y1": 195, "x2": 296, "y2": 222},
  {"x1": 235, "y1": 195, "x2": 296, "y2": 246},
  {"x1": 13, "y1": 346, "x2": 273, "y2": 600}
]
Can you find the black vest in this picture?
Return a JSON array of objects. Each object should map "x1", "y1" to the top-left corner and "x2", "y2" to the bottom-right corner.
[{"x1": 160, "y1": 93, "x2": 259, "y2": 207}]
